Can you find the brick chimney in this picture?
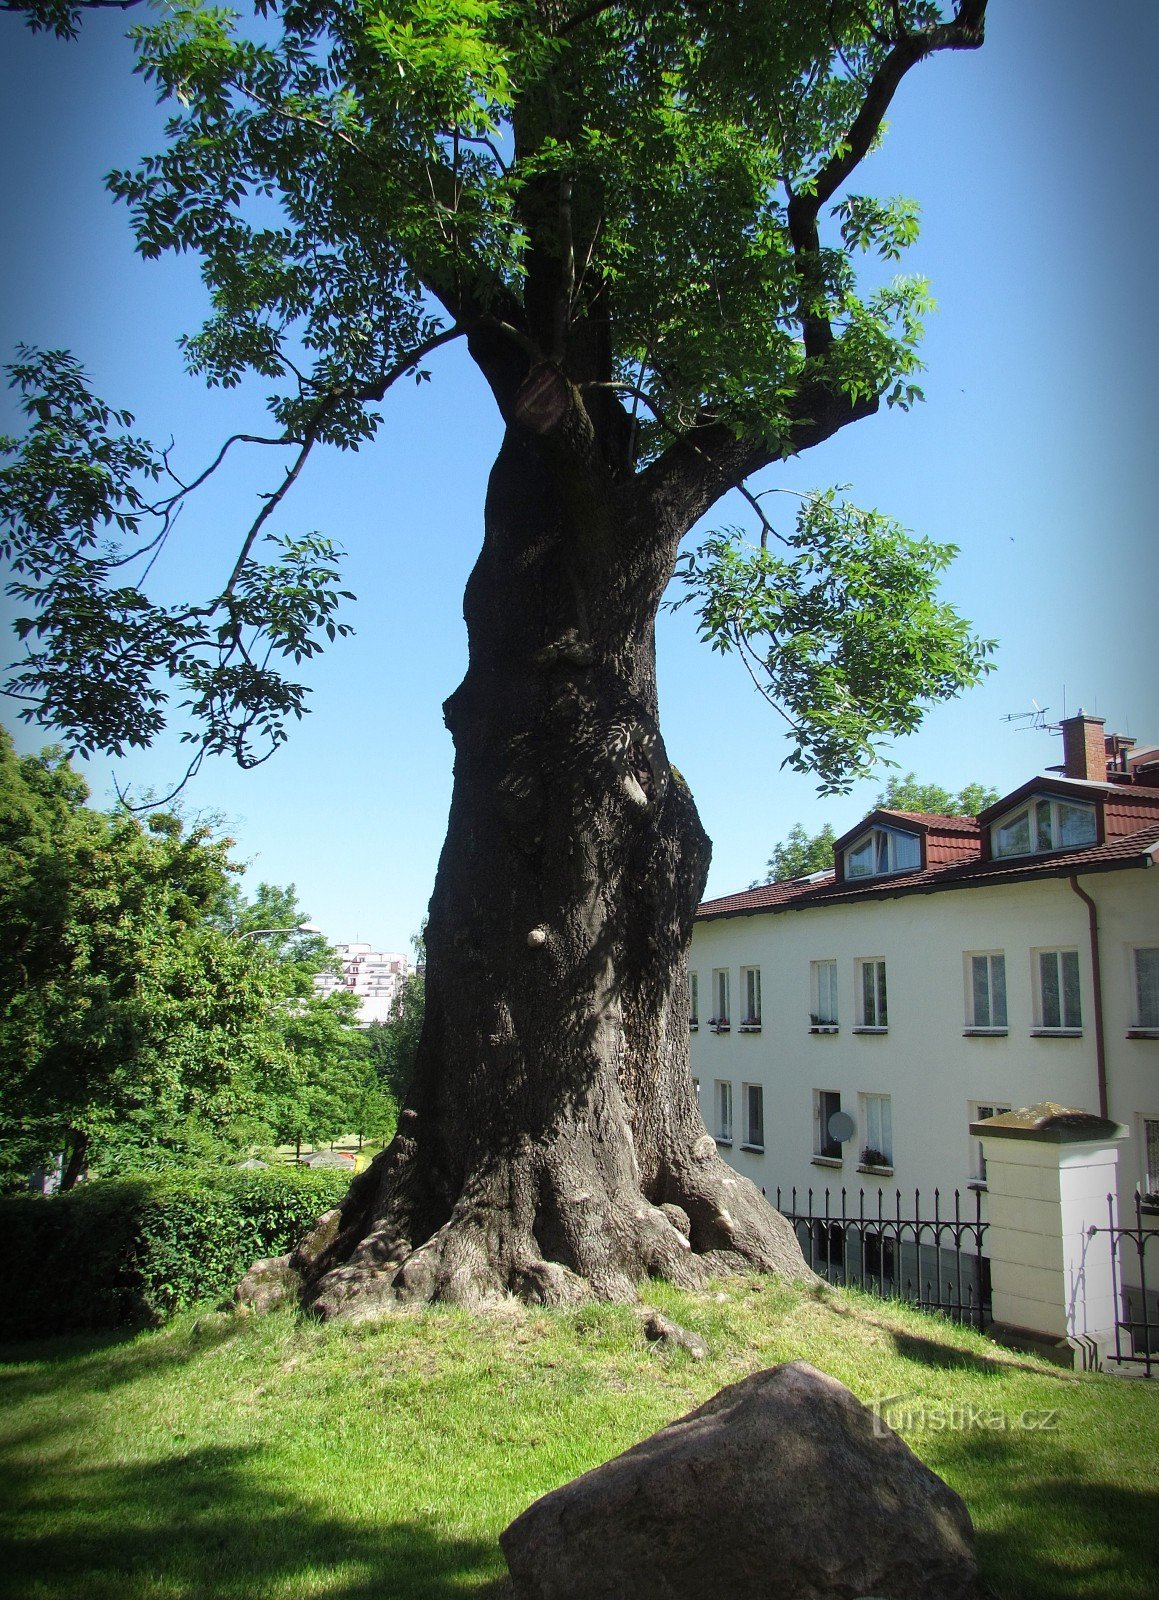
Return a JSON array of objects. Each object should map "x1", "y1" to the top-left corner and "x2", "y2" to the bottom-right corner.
[{"x1": 1061, "y1": 711, "x2": 1107, "y2": 782}]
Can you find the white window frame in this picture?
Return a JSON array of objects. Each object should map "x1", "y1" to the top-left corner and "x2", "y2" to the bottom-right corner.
[
  {"x1": 739, "y1": 966, "x2": 762, "y2": 1030},
  {"x1": 844, "y1": 825, "x2": 921, "y2": 880},
  {"x1": 970, "y1": 1101, "x2": 1012, "y2": 1183},
  {"x1": 965, "y1": 951, "x2": 1008, "y2": 1033},
  {"x1": 1141, "y1": 1114, "x2": 1159, "y2": 1200},
  {"x1": 813, "y1": 1088, "x2": 843, "y2": 1162},
  {"x1": 710, "y1": 968, "x2": 730, "y2": 1031},
  {"x1": 1033, "y1": 947, "x2": 1082, "y2": 1034},
  {"x1": 688, "y1": 971, "x2": 699, "y2": 1031},
  {"x1": 855, "y1": 958, "x2": 888, "y2": 1031},
  {"x1": 715, "y1": 1079, "x2": 733, "y2": 1144},
  {"x1": 859, "y1": 1093, "x2": 893, "y2": 1169},
  {"x1": 991, "y1": 795, "x2": 1097, "y2": 859},
  {"x1": 810, "y1": 959, "x2": 839, "y2": 1030},
  {"x1": 742, "y1": 1082, "x2": 764, "y2": 1151},
  {"x1": 1131, "y1": 947, "x2": 1159, "y2": 1035}
]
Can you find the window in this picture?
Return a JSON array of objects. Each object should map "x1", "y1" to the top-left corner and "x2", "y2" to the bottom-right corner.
[
  {"x1": 1035, "y1": 949, "x2": 1082, "y2": 1032},
  {"x1": 710, "y1": 969, "x2": 730, "y2": 1030},
  {"x1": 856, "y1": 959, "x2": 888, "y2": 1029},
  {"x1": 971, "y1": 1102, "x2": 1012, "y2": 1182},
  {"x1": 715, "y1": 1080, "x2": 733, "y2": 1143},
  {"x1": 814, "y1": 1089, "x2": 843, "y2": 1160},
  {"x1": 844, "y1": 826, "x2": 921, "y2": 880},
  {"x1": 811, "y1": 960, "x2": 838, "y2": 1028},
  {"x1": 859, "y1": 1093, "x2": 893, "y2": 1168},
  {"x1": 742, "y1": 1083, "x2": 764, "y2": 1149},
  {"x1": 1133, "y1": 948, "x2": 1159, "y2": 1032},
  {"x1": 689, "y1": 972, "x2": 699, "y2": 1029},
  {"x1": 740, "y1": 966, "x2": 762, "y2": 1028},
  {"x1": 992, "y1": 795, "x2": 1097, "y2": 859},
  {"x1": 812, "y1": 1221, "x2": 845, "y2": 1267},
  {"x1": 1143, "y1": 1117, "x2": 1159, "y2": 1199},
  {"x1": 966, "y1": 952, "x2": 1007, "y2": 1031},
  {"x1": 863, "y1": 1230, "x2": 896, "y2": 1281}
]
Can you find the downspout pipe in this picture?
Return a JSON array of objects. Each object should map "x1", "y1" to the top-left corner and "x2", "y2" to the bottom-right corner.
[{"x1": 1069, "y1": 874, "x2": 1108, "y2": 1119}]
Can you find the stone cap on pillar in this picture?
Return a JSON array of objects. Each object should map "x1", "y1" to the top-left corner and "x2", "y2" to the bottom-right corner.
[{"x1": 969, "y1": 1102, "x2": 1128, "y2": 1142}]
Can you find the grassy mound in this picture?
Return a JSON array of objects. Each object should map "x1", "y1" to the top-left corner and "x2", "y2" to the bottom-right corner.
[{"x1": 2, "y1": 1277, "x2": 1155, "y2": 1599}]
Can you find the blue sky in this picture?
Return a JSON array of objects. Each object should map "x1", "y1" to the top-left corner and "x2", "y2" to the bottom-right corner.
[{"x1": 2, "y1": 2, "x2": 1156, "y2": 952}]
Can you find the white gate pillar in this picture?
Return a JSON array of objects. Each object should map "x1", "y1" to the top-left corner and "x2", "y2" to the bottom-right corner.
[{"x1": 971, "y1": 1103, "x2": 1128, "y2": 1369}]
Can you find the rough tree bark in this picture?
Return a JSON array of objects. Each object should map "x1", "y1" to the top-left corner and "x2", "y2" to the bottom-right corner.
[{"x1": 243, "y1": 370, "x2": 812, "y2": 1319}]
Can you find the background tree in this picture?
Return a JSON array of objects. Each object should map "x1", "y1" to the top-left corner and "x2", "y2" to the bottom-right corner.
[
  {"x1": 1, "y1": 1, "x2": 991, "y2": 1309},
  {"x1": 876, "y1": 772, "x2": 998, "y2": 815},
  {"x1": 761, "y1": 823, "x2": 838, "y2": 884},
  {"x1": 0, "y1": 732, "x2": 371, "y2": 1186}
]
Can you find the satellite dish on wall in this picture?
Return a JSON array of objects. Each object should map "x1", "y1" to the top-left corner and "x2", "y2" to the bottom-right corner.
[{"x1": 828, "y1": 1110, "x2": 856, "y2": 1144}]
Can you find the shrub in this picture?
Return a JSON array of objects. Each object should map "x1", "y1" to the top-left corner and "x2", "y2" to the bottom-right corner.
[{"x1": 0, "y1": 1165, "x2": 350, "y2": 1339}]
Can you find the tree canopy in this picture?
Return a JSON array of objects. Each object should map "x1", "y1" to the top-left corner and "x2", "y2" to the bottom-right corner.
[{"x1": 2, "y1": 0, "x2": 990, "y2": 791}]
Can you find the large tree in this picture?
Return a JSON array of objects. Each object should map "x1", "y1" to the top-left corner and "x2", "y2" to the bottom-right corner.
[{"x1": 1, "y1": 0, "x2": 990, "y2": 1312}]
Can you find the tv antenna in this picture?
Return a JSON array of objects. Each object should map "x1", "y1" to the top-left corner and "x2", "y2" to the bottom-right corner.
[{"x1": 1000, "y1": 699, "x2": 1054, "y2": 733}]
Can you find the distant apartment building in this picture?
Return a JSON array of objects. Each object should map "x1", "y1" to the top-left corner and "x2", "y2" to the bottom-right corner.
[{"x1": 313, "y1": 943, "x2": 410, "y2": 1025}]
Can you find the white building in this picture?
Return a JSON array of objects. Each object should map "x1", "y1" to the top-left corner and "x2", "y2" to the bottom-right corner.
[
  {"x1": 313, "y1": 943, "x2": 410, "y2": 1025},
  {"x1": 689, "y1": 714, "x2": 1159, "y2": 1238}
]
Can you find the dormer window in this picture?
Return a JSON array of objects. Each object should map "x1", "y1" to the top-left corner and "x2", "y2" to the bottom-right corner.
[
  {"x1": 844, "y1": 826, "x2": 921, "y2": 880},
  {"x1": 991, "y1": 795, "x2": 1097, "y2": 859}
]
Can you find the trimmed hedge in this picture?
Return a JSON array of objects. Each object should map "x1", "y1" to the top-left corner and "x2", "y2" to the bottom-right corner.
[{"x1": 0, "y1": 1165, "x2": 351, "y2": 1339}]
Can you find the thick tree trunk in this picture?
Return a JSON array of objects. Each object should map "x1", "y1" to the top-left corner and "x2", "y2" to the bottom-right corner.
[{"x1": 256, "y1": 417, "x2": 811, "y2": 1318}]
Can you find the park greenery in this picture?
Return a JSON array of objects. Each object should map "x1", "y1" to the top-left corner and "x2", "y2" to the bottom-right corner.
[
  {"x1": 762, "y1": 772, "x2": 1000, "y2": 881},
  {"x1": 0, "y1": 731, "x2": 403, "y2": 1191},
  {"x1": 0, "y1": 0, "x2": 997, "y2": 1310},
  {"x1": 2, "y1": 1279, "x2": 1156, "y2": 1600}
]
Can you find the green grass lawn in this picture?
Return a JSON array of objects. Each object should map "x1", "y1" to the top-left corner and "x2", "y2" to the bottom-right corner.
[{"x1": 2, "y1": 1278, "x2": 1155, "y2": 1600}]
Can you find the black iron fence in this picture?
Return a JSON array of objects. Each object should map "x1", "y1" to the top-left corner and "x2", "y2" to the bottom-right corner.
[
  {"x1": 772, "y1": 1184, "x2": 991, "y2": 1329},
  {"x1": 1087, "y1": 1193, "x2": 1159, "y2": 1377}
]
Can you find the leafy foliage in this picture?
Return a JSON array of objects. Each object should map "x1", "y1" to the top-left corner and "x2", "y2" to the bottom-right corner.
[
  {"x1": 363, "y1": 971, "x2": 425, "y2": 1108},
  {"x1": 672, "y1": 491, "x2": 994, "y2": 791},
  {"x1": 0, "y1": 1164, "x2": 350, "y2": 1336},
  {"x1": 0, "y1": 733, "x2": 374, "y2": 1187},
  {"x1": 0, "y1": 347, "x2": 354, "y2": 774},
  {"x1": 762, "y1": 821, "x2": 837, "y2": 883},
  {"x1": 1, "y1": 1, "x2": 989, "y2": 787},
  {"x1": 876, "y1": 771, "x2": 998, "y2": 815}
]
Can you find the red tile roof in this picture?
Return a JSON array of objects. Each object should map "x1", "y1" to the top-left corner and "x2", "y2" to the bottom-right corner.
[{"x1": 697, "y1": 825, "x2": 1159, "y2": 922}]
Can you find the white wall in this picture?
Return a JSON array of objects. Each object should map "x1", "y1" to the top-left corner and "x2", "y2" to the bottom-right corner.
[{"x1": 689, "y1": 867, "x2": 1158, "y2": 1222}]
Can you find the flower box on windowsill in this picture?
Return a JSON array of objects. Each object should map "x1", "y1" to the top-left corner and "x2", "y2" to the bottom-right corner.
[
  {"x1": 857, "y1": 1162, "x2": 894, "y2": 1177},
  {"x1": 738, "y1": 1021, "x2": 762, "y2": 1034},
  {"x1": 715, "y1": 1136, "x2": 733, "y2": 1148},
  {"x1": 1126, "y1": 1028, "x2": 1159, "y2": 1040},
  {"x1": 707, "y1": 1018, "x2": 730, "y2": 1034},
  {"x1": 811, "y1": 1155, "x2": 842, "y2": 1169},
  {"x1": 963, "y1": 1027, "x2": 1008, "y2": 1038},
  {"x1": 852, "y1": 1025, "x2": 888, "y2": 1035},
  {"x1": 689, "y1": 1022, "x2": 698, "y2": 1033},
  {"x1": 1140, "y1": 1195, "x2": 1159, "y2": 1216},
  {"x1": 1030, "y1": 1027, "x2": 1082, "y2": 1039},
  {"x1": 740, "y1": 1142, "x2": 765, "y2": 1154},
  {"x1": 809, "y1": 1024, "x2": 838, "y2": 1035}
]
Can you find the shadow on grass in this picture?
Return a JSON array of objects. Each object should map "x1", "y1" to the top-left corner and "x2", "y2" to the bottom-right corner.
[
  {"x1": 0, "y1": 1313, "x2": 246, "y2": 1406},
  {"x1": 805, "y1": 1282, "x2": 1060, "y2": 1378},
  {"x1": 4, "y1": 1440, "x2": 509, "y2": 1600}
]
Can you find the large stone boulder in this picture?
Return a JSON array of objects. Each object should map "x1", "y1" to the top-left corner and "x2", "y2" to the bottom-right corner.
[{"x1": 500, "y1": 1360, "x2": 976, "y2": 1600}]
